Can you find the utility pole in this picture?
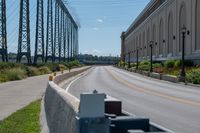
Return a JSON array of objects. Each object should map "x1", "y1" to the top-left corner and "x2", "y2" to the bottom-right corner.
[
  {"x1": 0, "y1": 0, "x2": 8, "y2": 62},
  {"x1": 46, "y1": 0, "x2": 54, "y2": 62},
  {"x1": 17, "y1": 0, "x2": 31, "y2": 64},
  {"x1": 34, "y1": 0, "x2": 44, "y2": 64}
]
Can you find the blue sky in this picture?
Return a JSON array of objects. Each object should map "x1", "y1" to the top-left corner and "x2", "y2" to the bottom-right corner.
[{"x1": 6, "y1": 0, "x2": 150, "y2": 56}]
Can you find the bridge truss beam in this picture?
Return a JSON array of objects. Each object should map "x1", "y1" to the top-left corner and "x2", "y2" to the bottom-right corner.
[
  {"x1": 54, "y1": 0, "x2": 78, "y2": 62},
  {"x1": 17, "y1": 0, "x2": 31, "y2": 64},
  {"x1": 45, "y1": 0, "x2": 54, "y2": 62},
  {"x1": 0, "y1": 0, "x2": 8, "y2": 62},
  {"x1": 54, "y1": 1, "x2": 60, "y2": 62},
  {"x1": 0, "y1": 0, "x2": 78, "y2": 64},
  {"x1": 34, "y1": 0, "x2": 44, "y2": 64}
]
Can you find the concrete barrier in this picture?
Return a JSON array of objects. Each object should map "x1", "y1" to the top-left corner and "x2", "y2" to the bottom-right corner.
[
  {"x1": 162, "y1": 75, "x2": 179, "y2": 83},
  {"x1": 142, "y1": 71, "x2": 150, "y2": 77},
  {"x1": 149, "y1": 72, "x2": 162, "y2": 80},
  {"x1": 41, "y1": 67, "x2": 90, "y2": 133},
  {"x1": 53, "y1": 67, "x2": 91, "y2": 85}
]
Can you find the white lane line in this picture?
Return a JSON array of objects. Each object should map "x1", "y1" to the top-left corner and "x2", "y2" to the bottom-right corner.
[
  {"x1": 65, "y1": 75, "x2": 83, "y2": 92},
  {"x1": 65, "y1": 69, "x2": 92, "y2": 92}
]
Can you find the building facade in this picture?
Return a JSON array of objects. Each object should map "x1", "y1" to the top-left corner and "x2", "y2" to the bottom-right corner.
[{"x1": 121, "y1": 0, "x2": 200, "y2": 64}]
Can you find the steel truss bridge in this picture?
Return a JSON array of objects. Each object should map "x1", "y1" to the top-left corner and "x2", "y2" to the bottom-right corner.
[{"x1": 0, "y1": 0, "x2": 79, "y2": 64}]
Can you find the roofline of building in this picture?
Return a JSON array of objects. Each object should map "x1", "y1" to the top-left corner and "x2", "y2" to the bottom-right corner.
[{"x1": 124, "y1": 0, "x2": 164, "y2": 38}]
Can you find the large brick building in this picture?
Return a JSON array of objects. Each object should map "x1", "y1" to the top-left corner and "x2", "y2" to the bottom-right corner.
[{"x1": 121, "y1": 0, "x2": 200, "y2": 64}]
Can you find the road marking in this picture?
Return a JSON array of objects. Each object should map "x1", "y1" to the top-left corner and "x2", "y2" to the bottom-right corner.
[
  {"x1": 106, "y1": 68, "x2": 200, "y2": 107},
  {"x1": 65, "y1": 69, "x2": 91, "y2": 92}
]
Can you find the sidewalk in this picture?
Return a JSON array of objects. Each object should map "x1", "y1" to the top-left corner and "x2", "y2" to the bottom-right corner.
[{"x1": 0, "y1": 67, "x2": 87, "y2": 120}]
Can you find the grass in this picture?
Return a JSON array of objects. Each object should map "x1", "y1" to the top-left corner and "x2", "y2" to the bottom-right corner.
[
  {"x1": 0, "y1": 60, "x2": 81, "y2": 83},
  {"x1": 0, "y1": 100, "x2": 41, "y2": 133},
  {"x1": 0, "y1": 68, "x2": 27, "y2": 83}
]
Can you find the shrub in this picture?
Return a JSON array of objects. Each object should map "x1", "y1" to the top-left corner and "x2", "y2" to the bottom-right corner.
[
  {"x1": 174, "y1": 60, "x2": 181, "y2": 68},
  {"x1": 174, "y1": 60, "x2": 194, "y2": 68},
  {"x1": 0, "y1": 74, "x2": 8, "y2": 83},
  {"x1": 153, "y1": 63, "x2": 162, "y2": 68},
  {"x1": 130, "y1": 63, "x2": 136, "y2": 68},
  {"x1": 34, "y1": 63, "x2": 46, "y2": 68},
  {"x1": 164, "y1": 60, "x2": 175, "y2": 69},
  {"x1": 186, "y1": 68, "x2": 200, "y2": 84},
  {"x1": 69, "y1": 60, "x2": 80, "y2": 67},
  {"x1": 26, "y1": 66, "x2": 40, "y2": 76},
  {"x1": 3, "y1": 68, "x2": 27, "y2": 81},
  {"x1": 118, "y1": 61, "x2": 125, "y2": 67},
  {"x1": 137, "y1": 60, "x2": 150, "y2": 71},
  {"x1": 0, "y1": 62, "x2": 25, "y2": 70},
  {"x1": 38, "y1": 66, "x2": 51, "y2": 75},
  {"x1": 138, "y1": 65, "x2": 150, "y2": 71},
  {"x1": 65, "y1": 62, "x2": 73, "y2": 72},
  {"x1": 43, "y1": 63, "x2": 59, "y2": 72},
  {"x1": 58, "y1": 64, "x2": 67, "y2": 71},
  {"x1": 124, "y1": 62, "x2": 128, "y2": 67},
  {"x1": 139, "y1": 60, "x2": 150, "y2": 66},
  {"x1": 184, "y1": 60, "x2": 194, "y2": 67}
]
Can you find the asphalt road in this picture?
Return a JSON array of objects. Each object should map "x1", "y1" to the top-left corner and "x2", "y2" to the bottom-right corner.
[{"x1": 67, "y1": 66, "x2": 200, "y2": 133}]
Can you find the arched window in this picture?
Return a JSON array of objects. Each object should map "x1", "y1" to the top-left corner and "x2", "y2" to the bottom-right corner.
[
  {"x1": 196, "y1": 0, "x2": 200, "y2": 50},
  {"x1": 179, "y1": 3, "x2": 186, "y2": 52},
  {"x1": 168, "y1": 12, "x2": 173, "y2": 54},
  {"x1": 152, "y1": 24, "x2": 156, "y2": 56},
  {"x1": 159, "y1": 18, "x2": 164, "y2": 55}
]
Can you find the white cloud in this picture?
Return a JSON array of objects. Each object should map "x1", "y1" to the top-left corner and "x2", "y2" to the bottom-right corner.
[
  {"x1": 92, "y1": 49, "x2": 101, "y2": 54},
  {"x1": 93, "y1": 27, "x2": 99, "y2": 31},
  {"x1": 97, "y1": 19, "x2": 103, "y2": 23},
  {"x1": 82, "y1": 49, "x2": 102, "y2": 56},
  {"x1": 83, "y1": 50, "x2": 89, "y2": 53}
]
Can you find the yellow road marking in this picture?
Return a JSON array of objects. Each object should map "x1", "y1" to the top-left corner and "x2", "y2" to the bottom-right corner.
[{"x1": 106, "y1": 68, "x2": 200, "y2": 107}]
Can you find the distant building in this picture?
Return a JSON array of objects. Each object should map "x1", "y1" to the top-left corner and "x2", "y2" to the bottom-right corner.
[{"x1": 121, "y1": 0, "x2": 200, "y2": 64}]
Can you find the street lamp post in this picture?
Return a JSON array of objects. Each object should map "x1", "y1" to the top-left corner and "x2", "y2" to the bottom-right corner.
[
  {"x1": 180, "y1": 25, "x2": 187, "y2": 82},
  {"x1": 136, "y1": 49, "x2": 139, "y2": 70},
  {"x1": 134, "y1": 49, "x2": 139, "y2": 70},
  {"x1": 144, "y1": 46, "x2": 147, "y2": 58},
  {"x1": 128, "y1": 52, "x2": 131, "y2": 68},
  {"x1": 123, "y1": 53, "x2": 126, "y2": 67},
  {"x1": 116, "y1": 55, "x2": 119, "y2": 65},
  {"x1": 149, "y1": 41, "x2": 153, "y2": 72}
]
